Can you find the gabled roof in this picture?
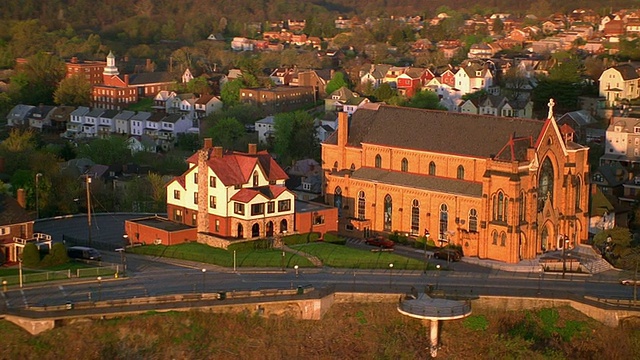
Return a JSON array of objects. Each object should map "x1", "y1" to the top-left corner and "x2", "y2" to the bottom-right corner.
[
  {"x1": 130, "y1": 111, "x2": 152, "y2": 121},
  {"x1": 50, "y1": 106, "x2": 76, "y2": 122},
  {"x1": 0, "y1": 193, "x2": 34, "y2": 226},
  {"x1": 611, "y1": 64, "x2": 640, "y2": 81},
  {"x1": 327, "y1": 105, "x2": 545, "y2": 159},
  {"x1": 114, "y1": 110, "x2": 135, "y2": 121},
  {"x1": 86, "y1": 108, "x2": 105, "y2": 117},
  {"x1": 162, "y1": 114, "x2": 183, "y2": 124},
  {"x1": 128, "y1": 72, "x2": 175, "y2": 85},
  {"x1": 230, "y1": 185, "x2": 289, "y2": 202},
  {"x1": 100, "y1": 109, "x2": 120, "y2": 119},
  {"x1": 70, "y1": 106, "x2": 90, "y2": 116},
  {"x1": 186, "y1": 150, "x2": 288, "y2": 186},
  {"x1": 329, "y1": 86, "x2": 356, "y2": 101},
  {"x1": 195, "y1": 94, "x2": 216, "y2": 105}
]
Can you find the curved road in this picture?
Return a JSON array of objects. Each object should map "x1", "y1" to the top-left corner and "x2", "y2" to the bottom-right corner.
[{"x1": 6, "y1": 214, "x2": 633, "y2": 311}]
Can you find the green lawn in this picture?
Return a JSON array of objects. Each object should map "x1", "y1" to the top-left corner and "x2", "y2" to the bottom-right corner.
[
  {"x1": 128, "y1": 242, "x2": 314, "y2": 268},
  {"x1": 126, "y1": 98, "x2": 154, "y2": 111},
  {"x1": 290, "y1": 242, "x2": 431, "y2": 270}
]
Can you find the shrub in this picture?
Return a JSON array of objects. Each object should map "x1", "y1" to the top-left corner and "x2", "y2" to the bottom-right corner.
[
  {"x1": 283, "y1": 233, "x2": 320, "y2": 246},
  {"x1": 323, "y1": 233, "x2": 346, "y2": 245},
  {"x1": 41, "y1": 243, "x2": 69, "y2": 267},
  {"x1": 463, "y1": 315, "x2": 489, "y2": 331},
  {"x1": 22, "y1": 243, "x2": 41, "y2": 267},
  {"x1": 227, "y1": 239, "x2": 272, "y2": 252}
]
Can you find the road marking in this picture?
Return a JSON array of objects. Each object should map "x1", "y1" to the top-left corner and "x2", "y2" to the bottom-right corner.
[
  {"x1": 20, "y1": 289, "x2": 28, "y2": 307},
  {"x1": 58, "y1": 285, "x2": 68, "y2": 297}
]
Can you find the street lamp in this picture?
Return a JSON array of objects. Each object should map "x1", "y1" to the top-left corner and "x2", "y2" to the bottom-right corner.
[
  {"x1": 97, "y1": 276, "x2": 102, "y2": 301},
  {"x1": 562, "y1": 235, "x2": 569, "y2": 279},
  {"x1": 435, "y1": 264, "x2": 441, "y2": 289},
  {"x1": 281, "y1": 251, "x2": 286, "y2": 272},
  {"x1": 538, "y1": 267, "x2": 543, "y2": 295},
  {"x1": 35, "y1": 173, "x2": 42, "y2": 219},
  {"x1": 424, "y1": 229, "x2": 430, "y2": 273},
  {"x1": 18, "y1": 258, "x2": 23, "y2": 288},
  {"x1": 294, "y1": 265, "x2": 299, "y2": 278},
  {"x1": 85, "y1": 175, "x2": 92, "y2": 246},
  {"x1": 201, "y1": 268, "x2": 207, "y2": 293},
  {"x1": 389, "y1": 263, "x2": 394, "y2": 287}
]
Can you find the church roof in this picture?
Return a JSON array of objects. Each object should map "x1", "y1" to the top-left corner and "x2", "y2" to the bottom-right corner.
[{"x1": 329, "y1": 105, "x2": 545, "y2": 159}]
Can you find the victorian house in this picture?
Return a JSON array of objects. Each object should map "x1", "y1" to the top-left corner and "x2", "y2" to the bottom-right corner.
[{"x1": 321, "y1": 103, "x2": 589, "y2": 264}]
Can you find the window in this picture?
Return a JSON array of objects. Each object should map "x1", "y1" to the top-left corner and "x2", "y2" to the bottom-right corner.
[
  {"x1": 401, "y1": 158, "x2": 408, "y2": 172},
  {"x1": 215, "y1": 219, "x2": 220, "y2": 232},
  {"x1": 313, "y1": 214, "x2": 325, "y2": 225},
  {"x1": 278, "y1": 199, "x2": 291, "y2": 212},
  {"x1": 333, "y1": 161, "x2": 338, "y2": 169},
  {"x1": 174, "y1": 209, "x2": 183, "y2": 222},
  {"x1": 173, "y1": 190, "x2": 180, "y2": 200},
  {"x1": 429, "y1": 161, "x2": 436, "y2": 175},
  {"x1": 492, "y1": 231, "x2": 498, "y2": 245},
  {"x1": 334, "y1": 187, "x2": 343, "y2": 217},
  {"x1": 468, "y1": 209, "x2": 478, "y2": 233},
  {"x1": 519, "y1": 191, "x2": 526, "y2": 222},
  {"x1": 193, "y1": 192, "x2": 198, "y2": 205},
  {"x1": 457, "y1": 165, "x2": 464, "y2": 180},
  {"x1": 500, "y1": 232, "x2": 507, "y2": 247},
  {"x1": 575, "y1": 176, "x2": 582, "y2": 211},
  {"x1": 538, "y1": 157, "x2": 554, "y2": 211},
  {"x1": 357, "y1": 191, "x2": 366, "y2": 220},
  {"x1": 383, "y1": 194, "x2": 392, "y2": 231},
  {"x1": 251, "y1": 203, "x2": 265, "y2": 215},
  {"x1": 411, "y1": 199, "x2": 420, "y2": 236},
  {"x1": 253, "y1": 171, "x2": 259, "y2": 187},
  {"x1": 191, "y1": 213, "x2": 197, "y2": 226},
  {"x1": 209, "y1": 196, "x2": 217, "y2": 209},
  {"x1": 267, "y1": 201, "x2": 275, "y2": 213},
  {"x1": 234, "y1": 202, "x2": 245, "y2": 215},
  {"x1": 193, "y1": 172, "x2": 198, "y2": 184},
  {"x1": 209, "y1": 176, "x2": 217, "y2": 188},
  {"x1": 375, "y1": 154, "x2": 382, "y2": 168},
  {"x1": 439, "y1": 203, "x2": 448, "y2": 239}
]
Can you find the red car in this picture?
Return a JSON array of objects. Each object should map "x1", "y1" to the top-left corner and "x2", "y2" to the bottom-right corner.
[{"x1": 365, "y1": 236, "x2": 395, "y2": 249}]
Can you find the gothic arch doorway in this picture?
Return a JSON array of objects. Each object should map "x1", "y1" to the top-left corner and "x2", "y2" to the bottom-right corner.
[
  {"x1": 266, "y1": 221, "x2": 274, "y2": 237},
  {"x1": 280, "y1": 219, "x2": 288, "y2": 233},
  {"x1": 237, "y1": 224, "x2": 244, "y2": 239},
  {"x1": 252, "y1": 223, "x2": 260, "y2": 238}
]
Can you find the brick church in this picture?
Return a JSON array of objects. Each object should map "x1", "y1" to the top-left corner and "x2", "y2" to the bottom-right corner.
[{"x1": 322, "y1": 103, "x2": 590, "y2": 263}]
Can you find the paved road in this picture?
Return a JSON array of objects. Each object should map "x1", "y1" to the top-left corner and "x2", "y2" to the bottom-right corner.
[{"x1": 11, "y1": 213, "x2": 633, "y2": 313}]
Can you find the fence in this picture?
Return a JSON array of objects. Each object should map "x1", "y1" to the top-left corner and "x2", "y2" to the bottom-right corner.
[{"x1": 0, "y1": 265, "x2": 119, "y2": 287}]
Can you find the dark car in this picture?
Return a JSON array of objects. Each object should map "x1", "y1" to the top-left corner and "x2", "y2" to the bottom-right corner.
[
  {"x1": 365, "y1": 236, "x2": 395, "y2": 249},
  {"x1": 67, "y1": 246, "x2": 102, "y2": 261},
  {"x1": 433, "y1": 248, "x2": 461, "y2": 262}
]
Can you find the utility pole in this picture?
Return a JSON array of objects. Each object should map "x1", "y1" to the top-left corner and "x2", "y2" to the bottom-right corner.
[
  {"x1": 35, "y1": 173, "x2": 42, "y2": 219},
  {"x1": 86, "y1": 175, "x2": 92, "y2": 246}
]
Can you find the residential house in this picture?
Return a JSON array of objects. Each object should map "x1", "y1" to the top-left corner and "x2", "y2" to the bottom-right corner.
[
  {"x1": 383, "y1": 66, "x2": 408, "y2": 88},
  {"x1": 600, "y1": 117, "x2": 640, "y2": 167},
  {"x1": 97, "y1": 109, "x2": 119, "y2": 138},
  {"x1": 0, "y1": 191, "x2": 47, "y2": 263},
  {"x1": 129, "y1": 111, "x2": 152, "y2": 136},
  {"x1": 453, "y1": 61, "x2": 493, "y2": 96},
  {"x1": 290, "y1": 69, "x2": 330, "y2": 99},
  {"x1": 165, "y1": 141, "x2": 294, "y2": 240},
  {"x1": 113, "y1": 110, "x2": 135, "y2": 135},
  {"x1": 144, "y1": 112, "x2": 164, "y2": 138},
  {"x1": 467, "y1": 43, "x2": 494, "y2": 59},
  {"x1": 153, "y1": 90, "x2": 178, "y2": 112},
  {"x1": 556, "y1": 110, "x2": 599, "y2": 144},
  {"x1": 65, "y1": 56, "x2": 106, "y2": 85},
  {"x1": 49, "y1": 105, "x2": 75, "y2": 132},
  {"x1": 588, "y1": 190, "x2": 623, "y2": 236},
  {"x1": 158, "y1": 113, "x2": 191, "y2": 150},
  {"x1": 6, "y1": 104, "x2": 35, "y2": 127},
  {"x1": 325, "y1": 86, "x2": 358, "y2": 112},
  {"x1": 194, "y1": 95, "x2": 222, "y2": 119},
  {"x1": 591, "y1": 163, "x2": 628, "y2": 198},
  {"x1": 397, "y1": 67, "x2": 434, "y2": 98},
  {"x1": 239, "y1": 86, "x2": 315, "y2": 114},
  {"x1": 82, "y1": 108, "x2": 105, "y2": 138},
  {"x1": 360, "y1": 64, "x2": 392, "y2": 89},
  {"x1": 322, "y1": 106, "x2": 589, "y2": 263},
  {"x1": 66, "y1": 106, "x2": 90, "y2": 137},
  {"x1": 127, "y1": 134, "x2": 157, "y2": 154},
  {"x1": 599, "y1": 64, "x2": 640, "y2": 107},
  {"x1": 342, "y1": 96, "x2": 370, "y2": 115},
  {"x1": 230, "y1": 37, "x2": 254, "y2": 51},
  {"x1": 270, "y1": 67, "x2": 296, "y2": 85},
  {"x1": 255, "y1": 116, "x2": 276, "y2": 145},
  {"x1": 316, "y1": 121, "x2": 336, "y2": 143},
  {"x1": 27, "y1": 105, "x2": 55, "y2": 131}
]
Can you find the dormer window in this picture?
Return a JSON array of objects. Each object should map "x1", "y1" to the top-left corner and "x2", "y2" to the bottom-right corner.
[
  {"x1": 635, "y1": 127, "x2": 640, "y2": 133},
  {"x1": 615, "y1": 126, "x2": 622, "y2": 132},
  {"x1": 303, "y1": 183, "x2": 311, "y2": 191},
  {"x1": 253, "y1": 171, "x2": 259, "y2": 187}
]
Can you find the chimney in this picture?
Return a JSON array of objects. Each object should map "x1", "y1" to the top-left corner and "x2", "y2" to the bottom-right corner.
[
  {"x1": 337, "y1": 111, "x2": 349, "y2": 149},
  {"x1": 17, "y1": 189, "x2": 26, "y2": 208},
  {"x1": 203, "y1": 138, "x2": 213, "y2": 149},
  {"x1": 71, "y1": 56, "x2": 78, "y2": 64},
  {"x1": 124, "y1": 74, "x2": 129, "y2": 86},
  {"x1": 213, "y1": 146, "x2": 223, "y2": 158},
  {"x1": 248, "y1": 143, "x2": 257, "y2": 154}
]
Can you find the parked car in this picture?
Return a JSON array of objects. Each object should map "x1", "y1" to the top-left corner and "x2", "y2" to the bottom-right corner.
[
  {"x1": 433, "y1": 248, "x2": 461, "y2": 262},
  {"x1": 620, "y1": 279, "x2": 640, "y2": 286},
  {"x1": 67, "y1": 246, "x2": 102, "y2": 261},
  {"x1": 365, "y1": 236, "x2": 395, "y2": 249}
]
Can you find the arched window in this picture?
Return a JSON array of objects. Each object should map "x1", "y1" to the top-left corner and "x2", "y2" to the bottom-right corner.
[
  {"x1": 350, "y1": 163, "x2": 356, "y2": 171},
  {"x1": 375, "y1": 154, "x2": 382, "y2": 168},
  {"x1": 252, "y1": 170, "x2": 259, "y2": 187},
  {"x1": 468, "y1": 209, "x2": 478, "y2": 233},
  {"x1": 439, "y1": 203, "x2": 448, "y2": 240},
  {"x1": 334, "y1": 186, "x2": 343, "y2": 217},
  {"x1": 357, "y1": 191, "x2": 366, "y2": 220},
  {"x1": 492, "y1": 230, "x2": 498, "y2": 245},
  {"x1": 518, "y1": 191, "x2": 526, "y2": 222},
  {"x1": 497, "y1": 192, "x2": 504, "y2": 221},
  {"x1": 500, "y1": 232, "x2": 507, "y2": 247},
  {"x1": 429, "y1": 161, "x2": 436, "y2": 175},
  {"x1": 457, "y1": 165, "x2": 464, "y2": 179},
  {"x1": 401, "y1": 158, "x2": 409, "y2": 172},
  {"x1": 383, "y1": 194, "x2": 392, "y2": 231},
  {"x1": 575, "y1": 176, "x2": 581, "y2": 211},
  {"x1": 333, "y1": 161, "x2": 338, "y2": 169},
  {"x1": 411, "y1": 199, "x2": 420, "y2": 236},
  {"x1": 538, "y1": 157, "x2": 554, "y2": 211}
]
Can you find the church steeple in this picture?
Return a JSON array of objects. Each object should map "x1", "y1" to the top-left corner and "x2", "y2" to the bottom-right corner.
[{"x1": 103, "y1": 51, "x2": 119, "y2": 77}]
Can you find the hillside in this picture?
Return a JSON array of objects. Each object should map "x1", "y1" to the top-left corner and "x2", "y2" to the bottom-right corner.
[{"x1": 2, "y1": 302, "x2": 639, "y2": 359}]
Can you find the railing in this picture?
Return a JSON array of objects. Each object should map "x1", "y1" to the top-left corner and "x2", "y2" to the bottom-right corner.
[{"x1": 0, "y1": 265, "x2": 119, "y2": 286}]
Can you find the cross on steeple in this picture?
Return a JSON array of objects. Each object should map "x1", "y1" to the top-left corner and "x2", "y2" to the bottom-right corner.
[{"x1": 547, "y1": 98, "x2": 555, "y2": 120}]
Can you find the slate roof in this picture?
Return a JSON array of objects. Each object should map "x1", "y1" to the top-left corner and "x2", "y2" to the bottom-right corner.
[
  {"x1": 230, "y1": 185, "x2": 289, "y2": 202},
  {"x1": 128, "y1": 71, "x2": 175, "y2": 85},
  {"x1": 114, "y1": 110, "x2": 135, "y2": 121},
  {"x1": 327, "y1": 105, "x2": 546, "y2": 159},
  {"x1": 130, "y1": 111, "x2": 152, "y2": 121},
  {"x1": 0, "y1": 194, "x2": 34, "y2": 226},
  {"x1": 613, "y1": 64, "x2": 640, "y2": 81},
  {"x1": 162, "y1": 114, "x2": 182, "y2": 124},
  {"x1": 350, "y1": 167, "x2": 483, "y2": 198},
  {"x1": 50, "y1": 106, "x2": 75, "y2": 123}
]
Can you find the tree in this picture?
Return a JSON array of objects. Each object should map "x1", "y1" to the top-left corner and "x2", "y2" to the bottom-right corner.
[
  {"x1": 76, "y1": 136, "x2": 132, "y2": 165},
  {"x1": 502, "y1": 67, "x2": 531, "y2": 102},
  {"x1": 9, "y1": 52, "x2": 66, "y2": 105},
  {"x1": 273, "y1": 111, "x2": 319, "y2": 164},
  {"x1": 22, "y1": 243, "x2": 40, "y2": 267},
  {"x1": 186, "y1": 76, "x2": 211, "y2": 95},
  {"x1": 147, "y1": 172, "x2": 167, "y2": 212},
  {"x1": 404, "y1": 90, "x2": 446, "y2": 110},
  {"x1": 325, "y1": 72, "x2": 349, "y2": 96},
  {"x1": 462, "y1": 89, "x2": 488, "y2": 102},
  {"x1": 206, "y1": 117, "x2": 246, "y2": 150},
  {"x1": 41, "y1": 242, "x2": 69, "y2": 267},
  {"x1": 220, "y1": 78, "x2": 243, "y2": 107},
  {"x1": 54, "y1": 74, "x2": 92, "y2": 106},
  {"x1": 373, "y1": 83, "x2": 395, "y2": 101}
]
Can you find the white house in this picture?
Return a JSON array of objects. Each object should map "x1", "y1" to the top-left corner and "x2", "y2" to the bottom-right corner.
[
  {"x1": 97, "y1": 109, "x2": 119, "y2": 137},
  {"x1": 129, "y1": 111, "x2": 151, "y2": 136},
  {"x1": 66, "y1": 106, "x2": 89, "y2": 136},
  {"x1": 599, "y1": 64, "x2": 640, "y2": 107},
  {"x1": 83, "y1": 108, "x2": 105, "y2": 138},
  {"x1": 255, "y1": 116, "x2": 276, "y2": 145},
  {"x1": 453, "y1": 61, "x2": 493, "y2": 96},
  {"x1": 114, "y1": 110, "x2": 135, "y2": 135}
]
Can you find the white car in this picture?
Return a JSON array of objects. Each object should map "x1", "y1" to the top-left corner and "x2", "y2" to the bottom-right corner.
[{"x1": 620, "y1": 279, "x2": 640, "y2": 286}]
